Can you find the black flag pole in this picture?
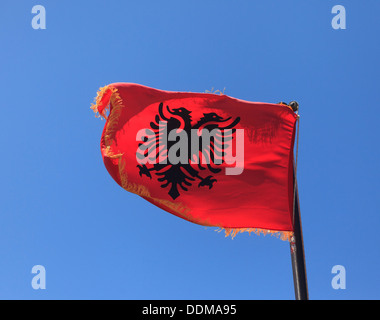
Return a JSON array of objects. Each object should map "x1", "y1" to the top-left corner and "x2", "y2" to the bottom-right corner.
[
  {"x1": 290, "y1": 179, "x2": 309, "y2": 300},
  {"x1": 288, "y1": 101, "x2": 308, "y2": 300}
]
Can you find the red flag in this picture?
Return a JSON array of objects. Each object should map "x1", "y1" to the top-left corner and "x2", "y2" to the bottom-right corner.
[{"x1": 91, "y1": 83, "x2": 298, "y2": 240}]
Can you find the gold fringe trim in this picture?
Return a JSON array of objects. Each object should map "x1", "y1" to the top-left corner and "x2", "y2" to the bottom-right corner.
[
  {"x1": 102, "y1": 145, "x2": 123, "y2": 159},
  {"x1": 91, "y1": 85, "x2": 118, "y2": 119},
  {"x1": 205, "y1": 87, "x2": 226, "y2": 95},
  {"x1": 217, "y1": 227, "x2": 293, "y2": 241},
  {"x1": 103, "y1": 88, "x2": 123, "y2": 150},
  {"x1": 91, "y1": 85, "x2": 125, "y2": 158},
  {"x1": 118, "y1": 157, "x2": 151, "y2": 198}
]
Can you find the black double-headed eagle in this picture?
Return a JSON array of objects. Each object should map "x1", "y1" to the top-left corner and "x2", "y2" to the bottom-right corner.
[{"x1": 137, "y1": 102, "x2": 240, "y2": 200}]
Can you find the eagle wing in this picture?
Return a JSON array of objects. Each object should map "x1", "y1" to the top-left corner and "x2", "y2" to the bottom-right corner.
[{"x1": 192, "y1": 114, "x2": 240, "y2": 173}]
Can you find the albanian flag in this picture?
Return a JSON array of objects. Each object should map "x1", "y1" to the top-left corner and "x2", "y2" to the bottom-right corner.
[{"x1": 91, "y1": 83, "x2": 298, "y2": 240}]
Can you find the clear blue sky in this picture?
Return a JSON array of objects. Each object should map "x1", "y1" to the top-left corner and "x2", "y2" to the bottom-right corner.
[{"x1": 1, "y1": 0, "x2": 379, "y2": 300}]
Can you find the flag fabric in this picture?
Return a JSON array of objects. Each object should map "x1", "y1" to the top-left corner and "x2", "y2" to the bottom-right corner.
[{"x1": 91, "y1": 83, "x2": 298, "y2": 240}]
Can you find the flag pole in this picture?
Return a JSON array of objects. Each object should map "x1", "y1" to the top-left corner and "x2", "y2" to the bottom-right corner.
[
  {"x1": 288, "y1": 101, "x2": 308, "y2": 300},
  {"x1": 290, "y1": 180, "x2": 308, "y2": 300}
]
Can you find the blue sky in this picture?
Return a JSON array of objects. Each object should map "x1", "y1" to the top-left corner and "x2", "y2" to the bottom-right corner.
[{"x1": 1, "y1": 0, "x2": 379, "y2": 300}]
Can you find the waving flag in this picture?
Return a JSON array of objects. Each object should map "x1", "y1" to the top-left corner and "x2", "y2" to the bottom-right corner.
[{"x1": 91, "y1": 83, "x2": 298, "y2": 240}]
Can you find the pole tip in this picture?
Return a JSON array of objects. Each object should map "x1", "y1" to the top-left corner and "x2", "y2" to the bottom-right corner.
[{"x1": 289, "y1": 101, "x2": 299, "y2": 112}]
